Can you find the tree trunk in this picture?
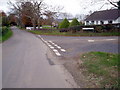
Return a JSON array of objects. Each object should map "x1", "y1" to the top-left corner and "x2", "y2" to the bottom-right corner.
[
  {"x1": 38, "y1": 18, "x2": 40, "y2": 30},
  {"x1": 19, "y1": 15, "x2": 25, "y2": 28},
  {"x1": 32, "y1": 19, "x2": 36, "y2": 30}
]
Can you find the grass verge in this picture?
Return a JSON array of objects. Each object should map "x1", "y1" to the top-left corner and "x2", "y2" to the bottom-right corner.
[
  {"x1": 80, "y1": 52, "x2": 119, "y2": 88},
  {"x1": 28, "y1": 30, "x2": 120, "y2": 36},
  {"x1": 0, "y1": 28, "x2": 13, "y2": 43}
]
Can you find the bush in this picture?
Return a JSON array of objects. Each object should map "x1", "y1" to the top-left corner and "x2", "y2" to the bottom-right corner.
[
  {"x1": 69, "y1": 18, "x2": 80, "y2": 27},
  {"x1": 1, "y1": 26, "x2": 9, "y2": 36},
  {"x1": 95, "y1": 26, "x2": 103, "y2": 33},
  {"x1": 105, "y1": 24, "x2": 114, "y2": 31},
  {"x1": 69, "y1": 25, "x2": 82, "y2": 33},
  {"x1": 59, "y1": 18, "x2": 70, "y2": 29}
]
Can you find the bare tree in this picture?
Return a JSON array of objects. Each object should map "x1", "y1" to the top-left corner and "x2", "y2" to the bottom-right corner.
[
  {"x1": 44, "y1": 5, "x2": 64, "y2": 26},
  {"x1": 44, "y1": 10, "x2": 56, "y2": 26},
  {"x1": 107, "y1": 0, "x2": 120, "y2": 9},
  {"x1": 8, "y1": 0, "x2": 47, "y2": 29},
  {"x1": 59, "y1": 12, "x2": 73, "y2": 19},
  {"x1": 8, "y1": 0, "x2": 25, "y2": 27},
  {"x1": 32, "y1": 0, "x2": 46, "y2": 29},
  {"x1": 8, "y1": 0, "x2": 63, "y2": 29}
]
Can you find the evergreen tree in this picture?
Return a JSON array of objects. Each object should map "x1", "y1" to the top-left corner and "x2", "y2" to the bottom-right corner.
[
  {"x1": 69, "y1": 18, "x2": 80, "y2": 27},
  {"x1": 59, "y1": 18, "x2": 70, "y2": 29}
]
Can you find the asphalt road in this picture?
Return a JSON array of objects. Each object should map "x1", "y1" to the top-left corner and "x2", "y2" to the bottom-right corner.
[
  {"x1": 41, "y1": 35, "x2": 118, "y2": 58},
  {"x1": 2, "y1": 27, "x2": 75, "y2": 88}
]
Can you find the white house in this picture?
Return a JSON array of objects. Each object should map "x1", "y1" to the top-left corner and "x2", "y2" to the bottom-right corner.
[{"x1": 84, "y1": 9, "x2": 120, "y2": 25}]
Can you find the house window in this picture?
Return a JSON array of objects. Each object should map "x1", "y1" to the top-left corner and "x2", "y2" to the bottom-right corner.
[
  {"x1": 100, "y1": 21, "x2": 104, "y2": 24},
  {"x1": 108, "y1": 21, "x2": 112, "y2": 24},
  {"x1": 96, "y1": 21, "x2": 98, "y2": 24},
  {"x1": 86, "y1": 21, "x2": 89, "y2": 25},
  {"x1": 91, "y1": 21, "x2": 94, "y2": 24}
]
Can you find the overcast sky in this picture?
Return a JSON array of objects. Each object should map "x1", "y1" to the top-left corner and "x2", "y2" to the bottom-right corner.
[{"x1": 0, "y1": 0, "x2": 119, "y2": 16}]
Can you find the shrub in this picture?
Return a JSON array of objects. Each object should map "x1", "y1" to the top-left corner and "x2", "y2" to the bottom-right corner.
[
  {"x1": 1, "y1": 26, "x2": 9, "y2": 36},
  {"x1": 105, "y1": 24, "x2": 114, "y2": 31},
  {"x1": 69, "y1": 18, "x2": 80, "y2": 27},
  {"x1": 69, "y1": 25, "x2": 82, "y2": 33},
  {"x1": 95, "y1": 26, "x2": 103, "y2": 33},
  {"x1": 59, "y1": 18, "x2": 70, "y2": 29}
]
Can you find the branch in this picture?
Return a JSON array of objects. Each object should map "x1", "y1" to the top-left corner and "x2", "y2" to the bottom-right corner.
[{"x1": 107, "y1": 0, "x2": 118, "y2": 7}]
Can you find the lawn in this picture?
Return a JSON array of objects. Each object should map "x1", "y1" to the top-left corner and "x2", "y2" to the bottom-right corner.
[
  {"x1": 42, "y1": 25, "x2": 56, "y2": 29},
  {"x1": 28, "y1": 30, "x2": 120, "y2": 36},
  {"x1": 80, "y1": 52, "x2": 119, "y2": 88}
]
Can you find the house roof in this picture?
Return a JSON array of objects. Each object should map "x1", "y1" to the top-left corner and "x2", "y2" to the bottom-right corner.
[{"x1": 85, "y1": 9, "x2": 120, "y2": 21}]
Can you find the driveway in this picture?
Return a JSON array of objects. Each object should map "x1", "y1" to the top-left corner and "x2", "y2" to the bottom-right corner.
[
  {"x1": 2, "y1": 26, "x2": 76, "y2": 88},
  {"x1": 40, "y1": 35, "x2": 118, "y2": 58}
]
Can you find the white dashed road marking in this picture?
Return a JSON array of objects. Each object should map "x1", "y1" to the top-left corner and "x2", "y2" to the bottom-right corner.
[
  {"x1": 57, "y1": 46, "x2": 61, "y2": 49},
  {"x1": 53, "y1": 49, "x2": 58, "y2": 52},
  {"x1": 88, "y1": 40, "x2": 95, "y2": 42},
  {"x1": 61, "y1": 49, "x2": 66, "y2": 52},
  {"x1": 54, "y1": 44, "x2": 58, "y2": 47},
  {"x1": 88, "y1": 39, "x2": 117, "y2": 42},
  {"x1": 48, "y1": 45, "x2": 52, "y2": 47},
  {"x1": 50, "y1": 47, "x2": 54, "y2": 49},
  {"x1": 105, "y1": 39, "x2": 117, "y2": 41},
  {"x1": 53, "y1": 49, "x2": 61, "y2": 56},
  {"x1": 38, "y1": 35, "x2": 64, "y2": 56},
  {"x1": 55, "y1": 53, "x2": 61, "y2": 56}
]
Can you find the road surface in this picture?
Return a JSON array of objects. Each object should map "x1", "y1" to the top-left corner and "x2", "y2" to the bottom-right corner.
[
  {"x1": 2, "y1": 27, "x2": 76, "y2": 88},
  {"x1": 40, "y1": 35, "x2": 118, "y2": 58}
]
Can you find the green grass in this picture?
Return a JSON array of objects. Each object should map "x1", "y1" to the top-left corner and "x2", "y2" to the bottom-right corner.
[
  {"x1": 42, "y1": 25, "x2": 56, "y2": 29},
  {"x1": 0, "y1": 28, "x2": 13, "y2": 43},
  {"x1": 28, "y1": 30, "x2": 67, "y2": 36},
  {"x1": 80, "y1": 52, "x2": 119, "y2": 88},
  {"x1": 28, "y1": 30, "x2": 120, "y2": 36}
]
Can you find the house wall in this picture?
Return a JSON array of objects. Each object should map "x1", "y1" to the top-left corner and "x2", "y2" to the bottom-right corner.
[
  {"x1": 85, "y1": 21, "x2": 101, "y2": 25},
  {"x1": 68, "y1": 20, "x2": 72, "y2": 23},
  {"x1": 85, "y1": 17, "x2": 120, "y2": 25},
  {"x1": 113, "y1": 17, "x2": 120, "y2": 24}
]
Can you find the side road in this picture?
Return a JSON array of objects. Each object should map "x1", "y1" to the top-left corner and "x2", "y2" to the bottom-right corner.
[{"x1": 2, "y1": 26, "x2": 77, "y2": 88}]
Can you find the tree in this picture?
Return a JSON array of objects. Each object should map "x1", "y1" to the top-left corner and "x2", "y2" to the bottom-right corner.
[
  {"x1": 69, "y1": 18, "x2": 80, "y2": 27},
  {"x1": 21, "y1": 15, "x2": 32, "y2": 27},
  {"x1": 8, "y1": 0, "x2": 62, "y2": 29},
  {"x1": 58, "y1": 12, "x2": 73, "y2": 19},
  {"x1": 0, "y1": 11, "x2": 7, "y2": 17},
  {"x1": 8, "y1": 14, "x2": 17, "y2": 25},
  {"x1": 8, "y1": 0, "x2": 46, "y2": 29},
  {"x1": 32, "y1": 0, "x2": 46, "y2": 29},
  {"x1": 0, "y1": 11, "x2": 9, "y2": 26},
  {"x1": 108, "y1": 0, "x2": 120, "y2": 9},
  {"x1": 59, "y1": 18, "x2": 70, "y2": 29},
  {"x1": 44, "y1": 10, "x2": 56, "y2": 26},
  {"x1": 44, "y1": 5, "x2": 63, "y2": 27}
]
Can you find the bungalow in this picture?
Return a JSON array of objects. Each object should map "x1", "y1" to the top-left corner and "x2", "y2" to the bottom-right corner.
[{"x1": 84, "y1": 9, "x2": 120, "y2": 25}]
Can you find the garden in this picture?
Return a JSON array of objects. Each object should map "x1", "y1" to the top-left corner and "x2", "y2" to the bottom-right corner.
[{"x1": 28, "y1": 18, "x2": 120, "y2": 36}]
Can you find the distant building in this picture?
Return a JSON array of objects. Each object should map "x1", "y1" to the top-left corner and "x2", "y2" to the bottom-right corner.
[
  {"x1": 56, "y1": 19, "x2": 73, "y2": 23},
  {"x1": 84, "y1": 9, "x2": 120, "y2": 25},
  {"x1": 52, "y1": 18, "x2": 73, "y2": 27}
]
